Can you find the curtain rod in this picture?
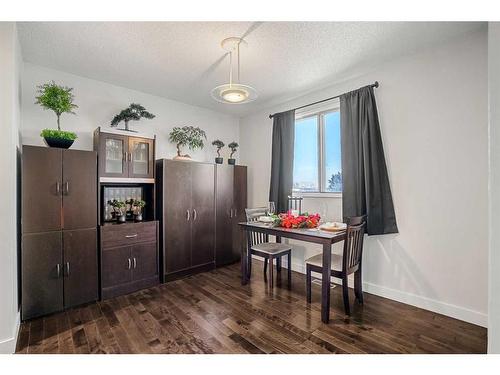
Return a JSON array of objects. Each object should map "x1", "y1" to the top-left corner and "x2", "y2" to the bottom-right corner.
[{"x1": 268, "y1": 81, "x2": 379, "y2": 119}]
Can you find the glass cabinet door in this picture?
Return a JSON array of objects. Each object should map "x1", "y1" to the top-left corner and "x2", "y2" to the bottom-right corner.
[
  {"x1": 99, "y1": 134, "x2": 128, "y2": 178},
  {"x1": 129, "y1": 137, "x2": 154, "y2": 178}
]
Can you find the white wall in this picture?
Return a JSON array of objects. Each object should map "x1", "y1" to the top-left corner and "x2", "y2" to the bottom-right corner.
[
  {"x1": 21, "y1": 63, "x2": 240, "y2": 161},
  {"x1": 240, "y1": 29, "x2": 489, "y2": 326},
  {"x1": 0, "y1": 22, "x2": 22, "y2": 353},
  {"x1": 488, "y1": 22, "x2": 500, "y2": 353}
]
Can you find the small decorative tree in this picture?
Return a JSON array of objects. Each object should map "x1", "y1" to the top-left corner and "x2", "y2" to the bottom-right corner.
[
  {"x1": 36, "y1": 81, "x2": 78, "y2": 147},
  {"x1": 212, "y1": 140, "x2": 225, "y2": 163},
  {"x1": 36, "y1": 81, "x2": 78, "y2": 131},
  {"x1": 168, "y1": 126, "x2": 207, "y2": 159},
  {"x1": 108, "y1": 199, "x2": 127, "y2": 222},
  {"x1": 228, "y1": 142, "x2": 239, "y2": 165},
  {"x1": 110, "y1": 103, "x2": 155, "y2": 131}
]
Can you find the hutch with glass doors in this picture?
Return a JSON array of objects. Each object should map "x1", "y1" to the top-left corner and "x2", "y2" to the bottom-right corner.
[{"x1": 93, "y1": 127, "x2": 159, "y2": 299}]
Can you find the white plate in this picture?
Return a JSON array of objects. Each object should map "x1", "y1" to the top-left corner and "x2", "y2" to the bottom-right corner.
[
  {"x1": 258, "y1": 216, "x2": 274, "y2": 223},
  {"x1": 319, "y1": 222, "x2": 347, "y2": 231}
]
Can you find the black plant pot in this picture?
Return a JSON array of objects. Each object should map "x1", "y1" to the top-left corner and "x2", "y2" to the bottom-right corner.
[
  {"x1": 228, "y1": 158, "x2": 236, "y2": 165},
  {"x1": 215, "y1": 157, "x2": 223, "y2": 164},
  {"x1": 43, "y1": 136, "x2": 74, "y2": 149}
]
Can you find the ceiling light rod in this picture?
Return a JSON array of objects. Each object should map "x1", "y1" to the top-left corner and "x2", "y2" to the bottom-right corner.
[{"x1": 268, "y1": 81, "x2": 379, "y2": 119}]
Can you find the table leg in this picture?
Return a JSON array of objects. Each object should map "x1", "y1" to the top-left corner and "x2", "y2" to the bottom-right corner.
[
  {"x1": 241, "y1": 228, "x2": 248, "y2": 285},
  {"x1": 321, "y1": 243, "x2": 332, "y2": 324}
]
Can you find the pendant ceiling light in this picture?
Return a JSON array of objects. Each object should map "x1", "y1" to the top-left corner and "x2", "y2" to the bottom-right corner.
[{"x1": 211, "y1": 37, "x2": 257, "y2": 104}]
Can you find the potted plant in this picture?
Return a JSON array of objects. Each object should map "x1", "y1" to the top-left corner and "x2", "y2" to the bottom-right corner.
[
  {"x1": 36, "y1": 81, "x2": 78, "y2": 149},
  {"x1": 228, "y1": 141, "x2": 239, "y2": 165},
  {"x1": 168, "y1": 126, "x2": 207, "y2": 160},
  {"x1": 108, "y1": 199, "x2": 127, "y2": 223},
  {"x1": 110, "y1": 103, "x2": 155, "y2": 132},
  {"x1": 131, "y1": 199, "x2": 146, "y2": 222},
  {"x1": 212, "y1": 139, "x2": 225, "y2": 164}
]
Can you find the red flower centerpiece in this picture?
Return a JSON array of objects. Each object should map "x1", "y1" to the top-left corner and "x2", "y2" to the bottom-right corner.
[{"x1": 273, "y1": 211, "x2": 320, "y2": 229}]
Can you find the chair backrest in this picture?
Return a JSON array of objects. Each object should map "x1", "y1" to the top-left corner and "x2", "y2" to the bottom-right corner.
[
  {"x1": 245, "y1": 207, "x2": 269, "y2": 246},
  {"x1": 287, "y1": 195, "x2": 303, "y2": 214},
  {"x1": 342, "y1": 215, "x2": 367, "y2": 272}
]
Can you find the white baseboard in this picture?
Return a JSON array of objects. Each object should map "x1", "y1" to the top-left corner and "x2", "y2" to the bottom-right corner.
[
  {"x1": 0, "y1": 312, "x2": 20, "y2": 354},
  {"x1": 362, "y1": 282, "x2": 488, "y2": 327},
  {"x1": 252, "y1": 255, "x2": 488, "y2": 327}
]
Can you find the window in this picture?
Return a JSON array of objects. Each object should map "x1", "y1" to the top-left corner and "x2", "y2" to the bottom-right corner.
[{"x1": 293, "y1": 104, "x2": 342, "y2": 194}]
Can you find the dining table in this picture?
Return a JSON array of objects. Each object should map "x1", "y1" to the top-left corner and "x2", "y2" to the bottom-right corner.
[{"x1": 238, "y1": 221, "x2": 346, "y2": 324}]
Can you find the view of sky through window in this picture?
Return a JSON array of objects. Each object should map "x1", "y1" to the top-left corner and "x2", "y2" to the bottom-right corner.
[
  {"x1": 324, "y1": 111, "x2": 342, "y2": 192},
  {"x1": 293, "y1": 111, "x2": 342, "y2": 193},
  {"x1": 293, "y1": 116, "x2": 318, "y2": 192}
]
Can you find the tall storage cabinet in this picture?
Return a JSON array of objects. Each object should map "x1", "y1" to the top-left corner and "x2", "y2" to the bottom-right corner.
[
  {"x1": 156, "y1": 160, "x2": 216, "y2": 281},
  {"x1": 21, "y1": 146, "x2": 98, "y2": 320},
  {"x1": 93, "y1": 128, "x2": 159, "y2": 300},
  {"x1": 156, "y1": 160, "x2": 247, "y2": 281},
  {"x1": 215, "y1": 164, "x2": 247, "y2": 267}
]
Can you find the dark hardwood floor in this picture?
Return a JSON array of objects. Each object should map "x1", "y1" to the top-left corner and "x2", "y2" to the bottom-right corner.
[{"x1": 16, "y1": 260, "x2": 487, "y2": 354}]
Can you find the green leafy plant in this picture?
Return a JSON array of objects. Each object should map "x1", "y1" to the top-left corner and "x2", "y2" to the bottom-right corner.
[
  {"x1": 40, "y1": 129, "x2": 77, "y2": 141},
  {"x1": 169, "y1": 126, "x2": 207, "y2": 157},
  {"x1": 108, "y1": 199, "x2": 126, "y2": 215},
  {"x1": 110, "y1": 103, "x2": 155, "y2": 131},
  {"x1": 212, "y1": 140, "x2": 225, "y2": 157},
  {"x1": 35, "y1": 81, "x2": 78, "y2": 131},
  {"x1": 228, "y1": 141, "x2": 239, "y2": 158}
]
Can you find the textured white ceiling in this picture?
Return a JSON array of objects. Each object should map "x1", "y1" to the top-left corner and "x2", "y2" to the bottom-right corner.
[{"x1": 17, "y1": 22, "x2": 484, "y2": 117}]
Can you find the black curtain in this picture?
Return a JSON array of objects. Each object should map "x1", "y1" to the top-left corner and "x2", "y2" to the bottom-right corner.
[
  {"x1": 269, "y1": 109, "x2": 295, "y2": 214},
  {"x1": 340, "y1": 85, "x2": 398, "y2": 235}
]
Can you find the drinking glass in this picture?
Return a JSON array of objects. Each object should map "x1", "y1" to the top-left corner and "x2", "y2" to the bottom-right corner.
[{"x1": 268, "y1": 201, "x2": 276, "y2": 216}]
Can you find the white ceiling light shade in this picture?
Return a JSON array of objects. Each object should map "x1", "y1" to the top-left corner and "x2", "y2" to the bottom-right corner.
[{"x1": 211, "y1": 37, "x2": 257, "y2": 104}]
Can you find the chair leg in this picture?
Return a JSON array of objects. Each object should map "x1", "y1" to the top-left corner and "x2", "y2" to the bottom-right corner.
[
  {"x1": 287, "y1": 252, "x2": 292, "y2": 288},
  {"x1": 342, "y1": 276, "x2": 351, "y2": 316},
  {"x1": 354, "y1": 270, "x2": 363, "y2": 304},
  {"x1": 269, "y1": 257, "x2": 274, "y2": 289},
  {"x1": 277, "y1": 257, "x2": 282, "y2": 273},
  {"x1": 263, "y1": 258, "x2": 268, "y2": 280},
  {"x1": 306, "y1": 264, "x2": 312, "y2": 303}
]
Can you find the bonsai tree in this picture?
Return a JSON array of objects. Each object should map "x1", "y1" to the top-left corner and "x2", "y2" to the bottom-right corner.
[
  {"x1": 110, "y1": 103, "x2": 155, "y2": 131},
  {"x1": 36, "y1": 81, "x2": 78, "y2": 143},
  {"x1": 108, "y1": 199, "x2": 126, "y2": 216},
  {"x1": 168, "y1": 126, "x2": 207, "y2": 158},
  {"x1": 228, "y1": 141, "x2": 239, "y2": 159},
  {"x1": 131, "y1": 199, "x2": 146, "y2": 214},
  {"x1": 212, "y1": 140, "x2": 225, "y2": 157}
]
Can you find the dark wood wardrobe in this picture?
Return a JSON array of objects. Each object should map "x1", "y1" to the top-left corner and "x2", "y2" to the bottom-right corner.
[
  {"x1": 215, "y1": 164, "x2": 247, "y2": 267},
  {"x1": 21, "y1": 146, "x2": 98, "y2": 320},
  {"x1": 156, "y1": 160, "x2": 247, "y2": 281}
]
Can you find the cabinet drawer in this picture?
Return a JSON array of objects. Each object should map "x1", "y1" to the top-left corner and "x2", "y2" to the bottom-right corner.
[{"x1": 101, "y1": 221, "x2": 157, "y2": 248}]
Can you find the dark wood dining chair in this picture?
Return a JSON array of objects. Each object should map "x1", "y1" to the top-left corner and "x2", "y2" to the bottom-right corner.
[
  {"x1": 287, "y1": 195, "x2": 303, "y2": 214},
  {"x1": 305, "y1": 215, "x2": 367, "y2": 315},
  {"x1": 245, "y1": 207, "x2": 292, "y2": 289}
]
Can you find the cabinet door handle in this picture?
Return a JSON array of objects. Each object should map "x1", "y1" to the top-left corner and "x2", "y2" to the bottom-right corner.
[
  {"x1": 193, "y1": 209, "x2": 197, "y2": 221},
  {"x1": 65, "y1": 262, "x2": 70, "y2": 276},
  {"x1": 229, "y1": 209, "x2": 232, "y2": 218},
  {"x1": 56, "y1": 182, "x2": 61, "y2": 195},
  {"x1": 64, "y1": 181, "x2": 69, "y2": 195},
  {"x1": 233, "y1": 208, "x2": 237, "y2": 217},
  {"x1": 56, "y1": 263, "x2": 61, "y2": 278},
  {"x1": 127, "y1": 258, "x2": 132, "y2": 270},
  {"x1": 186, "y1": 209, "x2": 190, "y2": 221},
  {"x1": 133, "y1": 257, "x2": 137, "y2": 269},
  {"x1": 125, "y1": 234, "x2": 138, "y2": 238},
  {"x1": 128, "y1": 152, "x2": 132, "y2": 162}
]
